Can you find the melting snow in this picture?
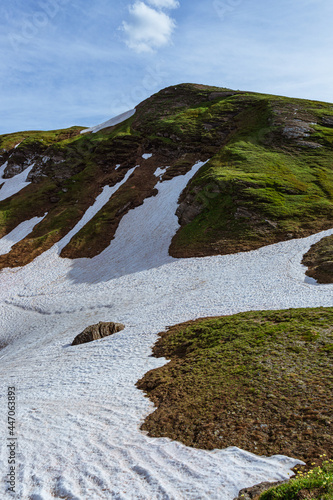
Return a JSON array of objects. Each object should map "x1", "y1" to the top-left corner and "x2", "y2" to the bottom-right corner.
[
  {"x1": 57, "y1": 167, "x2": 136, "y2": 252},
  {"x1": 80, "y1": 109, "x2": 136, "y2": 135},
  {"x1": 0, "y1": 214, "x2": 47, "y2": 256},
  {"x1": 142, "y1": 153, "x2": 153, "y2": 160},
  {"x1": 1, "y1": 160, "x2": 333, "y2": 499},
  {"x1": 154, "y1": 166, "x2": 168, "y2": 178},
  {"x1": 0, "y1": 163, "x2": 35, "y2": 201}
]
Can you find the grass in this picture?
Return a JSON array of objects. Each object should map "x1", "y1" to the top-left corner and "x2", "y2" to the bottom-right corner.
[
  {"x1": 259, "y1": 458, "x2": 333, "y2": 499},
  {"x1": 0, "y1": 126, "x2": 84, "y2": 151},
  {"x1": 169, "y1": 92, "x2": 333, "y2": 257},
  {"x1": 137, "y1": 307, "x2": 333, "y2": 462}
]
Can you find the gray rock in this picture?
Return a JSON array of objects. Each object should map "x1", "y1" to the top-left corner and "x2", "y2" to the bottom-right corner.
[
  {"x1": 71, "y1": 322, "x2": 125, "y2": 346},
  {"x1": 322, "y1": 116, "x2": 333, "y2": 127}
]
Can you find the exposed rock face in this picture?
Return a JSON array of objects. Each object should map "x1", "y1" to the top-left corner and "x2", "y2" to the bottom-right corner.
[
  {"x1": 322, "y1": 115, "x2": 333, "y2": 127},
  {"x1": 3, "y1": 142, "x2": 46, "y2": 179},
  {"x1": 4, "y1": 158, "x2": 35, "y2": 178},
  {"x1": 282, "y1": 120, "x2": 315, "y2": 139},
  {"x1": 176, "y1": 186, "x2": 205, "y2": 225},
  {"x1": 71, "y1": 322, "x2": 125, "y2": 346},
  {"x1": 302, "y1": 234, "x2": 333, "y2": 284}
]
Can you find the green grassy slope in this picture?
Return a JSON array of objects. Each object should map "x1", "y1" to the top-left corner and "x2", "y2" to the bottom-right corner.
[
  {"x1": 167, "y1": 90, "x2": 333, "y2": 256},
  {"x1": 137, "y1": 308, "x2": 333, "y2": 462}
]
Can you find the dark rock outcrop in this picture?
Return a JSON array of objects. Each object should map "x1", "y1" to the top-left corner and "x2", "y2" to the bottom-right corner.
[
  {"x1": 302, "y1": 234, "x2": 333, "y2": 284},
  {"x1": 71, "y1": 322, "x2": 125, "y2": 346},
  {"x1": 233, "y1": 480, "x2": 288, "y2": 500}
]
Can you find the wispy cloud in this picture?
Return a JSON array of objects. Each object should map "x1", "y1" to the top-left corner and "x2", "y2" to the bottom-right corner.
[
  {"x1": 146, "y1": 0, "x2": 179, "y2": 8},
  {"x1": 122, "y1": 1, "x2": 179, "y2": 53}
]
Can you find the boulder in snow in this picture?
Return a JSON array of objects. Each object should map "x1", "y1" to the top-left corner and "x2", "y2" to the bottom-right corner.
[{"x1": 71, "y1": 322, "x2": 125, "y2": 346}]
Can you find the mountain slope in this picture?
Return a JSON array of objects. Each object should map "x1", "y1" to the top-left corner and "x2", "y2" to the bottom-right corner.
[
  {"x1": 1, "y1": 85, "x2": 333, "y2": 499},
  {"x1": 1, "y1": 84, "x2": 333, "y2": 270}
]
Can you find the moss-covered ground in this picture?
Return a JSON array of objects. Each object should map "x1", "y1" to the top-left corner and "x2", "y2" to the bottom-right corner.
[
  {"x1": 137, "y1": 308, "x2": 333, "y2": 463},
  {"x1": 169, "y1": 91, "x2": 333, "y2": 257},
  {"x1": 0, "y1": 126, "x2": 84, "y2": 151}
]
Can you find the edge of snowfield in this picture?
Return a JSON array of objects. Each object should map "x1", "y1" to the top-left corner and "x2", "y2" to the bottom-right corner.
[
  {"x1": 1, "y1": 160, "x2": 333, "y2": 499},
  {"x1": 80, "y1": 109, "x2": 136, "y2": 134}
]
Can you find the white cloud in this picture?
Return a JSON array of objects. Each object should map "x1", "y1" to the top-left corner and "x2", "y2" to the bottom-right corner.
[
  {"x1": 122, "y1": 1, "x2": 177, "y2": 53},
  {"x1": 146, "y1": 0, "x2": 179, "y2": 9}
]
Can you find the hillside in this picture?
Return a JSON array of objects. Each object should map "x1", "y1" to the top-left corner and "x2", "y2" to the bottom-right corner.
[
  {"x1": 1, "y1": 83, "x2": 333, "y2": 271},
  {"x1": 1, "y1": 85, "x2": 333, "y2": 499}
]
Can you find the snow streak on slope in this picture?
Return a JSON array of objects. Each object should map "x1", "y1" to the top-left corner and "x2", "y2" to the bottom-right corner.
[
  {"x1": 63, "y1": 160, "x2": 207, "y2": 283},
  {"x1": 0, "y1": 162, "x2": 35, "y2": 201},
  {"x1": 57, "y1": 166, "x2": 137, "y2": 251},
  {"x1": 0, "y1": 214, "x2": 47, "y2": 256},
  {"x1": 80, "y1": 109, "x2": 136, "y2": 134},
  {"x1": 1, "y1": 160, "x2": 333, "y2": 499}
]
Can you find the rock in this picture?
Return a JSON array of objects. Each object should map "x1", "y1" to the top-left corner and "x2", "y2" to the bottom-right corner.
[
  {"x1": 233, "y1": 480, "x2": 288, "y2": 500},
  {"x1": 49, "y1": 196, "x2": 60, "y2": 203},
  {"x1": 208, "y1": 91, "x2": 237, "y2": 101},
  {"x1": 3, "y1": 162, "x2": 30, "y2": 178},
  {"x1": 176, "y1": 186, "x2": 207, "y2": 226},
  {"x1": 71, "y1": 322, "x2": 125, "y2": 346},
  {"x1": 316, "y1": 260, "x2": 333, "y2": 273},
  {"x1": 282, "y1": 120, "x2": 314, "y2": 140},
  {"x1": 297, "y1": 141, "x2": 323, "y2": 149},
  {"x1": 322, "y1": 116, "x2": 333, "y2": 127}
]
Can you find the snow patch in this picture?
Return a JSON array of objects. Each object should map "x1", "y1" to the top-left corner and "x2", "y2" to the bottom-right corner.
[
  {"x1": 0, "y1": 163, "x2": 35, "y2": 201},
  {"x1": 80, "y1": 109, "x2": 136, "y2": 134},
  {"x1": 57, "y1": 167, "x2": 137, "y2": 252},
  {"x1": 0, "y1": 214, "x2": 47, "y2": 256},
  {"x1": 0, "y1": 161, "x2": 8, "y2": 177},
  {"x1": 154, "y1": 166, "x2": 168, "y2": 178},
  {"x1": 142, "y1": 153, "x2": 153, "y2": 160},
  {"x1": 61, "y1": 160, "x2": 208, "y2": 282}
]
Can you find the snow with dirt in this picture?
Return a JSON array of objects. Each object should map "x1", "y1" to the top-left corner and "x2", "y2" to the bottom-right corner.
[{"x1": 1, "y1": 160, "x2": 332, "y2": 499}]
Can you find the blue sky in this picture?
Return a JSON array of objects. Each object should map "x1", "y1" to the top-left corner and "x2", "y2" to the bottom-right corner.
[{"x1": 1, "y1": 0, "x2": 333, "y2": 134}]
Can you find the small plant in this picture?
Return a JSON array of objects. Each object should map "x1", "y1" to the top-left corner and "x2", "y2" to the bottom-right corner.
[{"x1": 259, "y1": 458, "x2": 333, "y2": 499}]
